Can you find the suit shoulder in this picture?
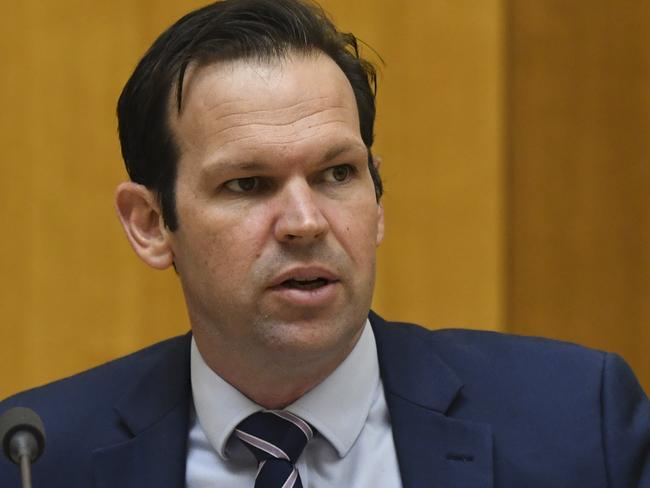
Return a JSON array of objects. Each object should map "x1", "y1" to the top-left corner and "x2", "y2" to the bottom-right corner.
[
  {"x1": 391, "y1": 319, "x2": 605, "y2": 365},
  {"x1": 0, "y1": 335, "x2": 191, "y2": 486},
  {"x1": 1, "y1": 334, "x2": 190, "y2": 410},
  {"x1": 374, "y1": 317, "x2": 609, "y2": 393}
]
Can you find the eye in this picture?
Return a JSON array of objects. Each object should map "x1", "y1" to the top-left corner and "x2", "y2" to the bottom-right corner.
[
  {"x1": 224, "y1": 177, "x2": 259, "y2": 193},
  {"x1": 324, "y1": 164, "x2": 353, "y2": 183}
]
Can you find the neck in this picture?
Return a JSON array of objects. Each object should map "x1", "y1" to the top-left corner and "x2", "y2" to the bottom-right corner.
[{"x1": 193, "y1": 329, "x2": 361, "y2": 409}]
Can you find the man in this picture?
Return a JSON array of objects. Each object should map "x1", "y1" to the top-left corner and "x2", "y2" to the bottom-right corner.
[{"x1": 1, "y1": 0, "x2": 648, "y2": 487}]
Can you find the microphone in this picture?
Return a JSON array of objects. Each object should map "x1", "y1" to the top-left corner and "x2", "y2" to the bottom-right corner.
[{"x1": 0, "y1": 407, "x2": 46, "y2": 488}]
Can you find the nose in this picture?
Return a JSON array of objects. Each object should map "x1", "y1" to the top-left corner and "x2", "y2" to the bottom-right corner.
[{"x1": 274, "y1": 181, "x2": 329, "y2": 244}]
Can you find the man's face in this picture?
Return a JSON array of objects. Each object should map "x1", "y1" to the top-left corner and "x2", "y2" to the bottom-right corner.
[{"x1": 168, "y1": 52, "x2": 383, "y2": 367}]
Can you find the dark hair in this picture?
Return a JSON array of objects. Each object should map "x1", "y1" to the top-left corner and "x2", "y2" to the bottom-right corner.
[{"x1": 117, "y1": 0, "x2": 382, "y2": 230}]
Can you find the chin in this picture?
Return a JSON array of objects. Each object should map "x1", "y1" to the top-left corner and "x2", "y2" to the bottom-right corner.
[{"x1": 255, "y1": 312, "x2": 366, "y2": 358}]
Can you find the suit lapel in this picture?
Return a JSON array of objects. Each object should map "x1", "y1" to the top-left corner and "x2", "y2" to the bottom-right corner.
[
  {"x1": 89, "y1": 318, "x2": 493, "y2": 487},
  {"x1": 371, "y1": 313, "x2": 494, "y2": 488},
  {"x1": 92, "y1": 334, "x2": 192, "y2": 488}
]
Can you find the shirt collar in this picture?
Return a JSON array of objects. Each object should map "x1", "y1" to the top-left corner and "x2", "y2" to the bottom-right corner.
[{"x1": 191, "y1": 319, "x2": 379, "y2": 459}]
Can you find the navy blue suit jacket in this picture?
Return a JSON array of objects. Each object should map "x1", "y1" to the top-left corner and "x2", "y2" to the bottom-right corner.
[{"x1": 1, "y1": 312, "x2": 649, "y2": 487}]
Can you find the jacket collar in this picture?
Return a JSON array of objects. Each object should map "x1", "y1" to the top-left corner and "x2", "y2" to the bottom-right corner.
[
  {"x1": 92, "y1": 334, "x2": 192, "y2": 488},
  {"x1": 370, "y1": 311, "x2": 463, "y2": 413},
  {"x1": 92, "y1": 314, "x2": 494, "y2": 488},
  {"x1": 370, "y1": 311, "x2": 494, "y2": 488}
]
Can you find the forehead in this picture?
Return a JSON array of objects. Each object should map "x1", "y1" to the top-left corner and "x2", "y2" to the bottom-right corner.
[{"x1": 169, "y1": 52, "x2": 363, "y2": 167}]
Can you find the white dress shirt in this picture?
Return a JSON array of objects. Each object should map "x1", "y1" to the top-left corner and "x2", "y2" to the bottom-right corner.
[{"x1": 186, "y1": 320, "x2": 403, "y2": 487}]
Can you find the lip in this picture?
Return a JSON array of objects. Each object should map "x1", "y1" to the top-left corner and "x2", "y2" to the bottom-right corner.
[
  {"x1": 267, "y1": 265, "x2": 341, "y2": 307},
  {"x1": 268, "y1": 266, "x2": 340, "y2": 288}
]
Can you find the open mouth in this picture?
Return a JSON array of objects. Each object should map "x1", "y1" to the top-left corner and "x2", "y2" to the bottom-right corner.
[{"x1": 281, "y1": 278, "x2": 331, "y2": 290}]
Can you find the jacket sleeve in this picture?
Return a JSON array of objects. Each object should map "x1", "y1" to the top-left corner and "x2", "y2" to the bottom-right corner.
[{"x1": 601, "y1": 352, "x2": 650, "y2": 487}]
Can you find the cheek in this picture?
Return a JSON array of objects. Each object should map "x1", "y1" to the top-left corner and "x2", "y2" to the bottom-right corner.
[
  {"x1": 208, "y1": 219, "x2": 269, "y2": 273},
  {"x1": 326, "y1": 200, "x2": 380, "y2": 263},
  {"x1": 175, "y1": 206, "x2": 271, "y2": 279}
]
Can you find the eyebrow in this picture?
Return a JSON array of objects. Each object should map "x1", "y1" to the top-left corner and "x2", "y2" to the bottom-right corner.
[
  {"x1": 199, "y1": 159, "x2": 267, "y2": 178},
  {"x1": 319, "y1": 141, "x2": 367, "y2": 165},
  {"x1": 201, "y1": 140, "x2": 367, "y2": 176}
]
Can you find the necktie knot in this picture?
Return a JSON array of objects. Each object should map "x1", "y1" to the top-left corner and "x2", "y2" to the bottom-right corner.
[{"x1": 235, "y1": 411, "x2": 314, "y2": 488}]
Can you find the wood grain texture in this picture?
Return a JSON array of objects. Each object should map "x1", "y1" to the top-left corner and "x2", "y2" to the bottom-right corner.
[
  {"x1": 0, "y1": 1, "x2": 204, "y2": 398},
  {"x1": 507, "y1": 0, "x2": 650, "y2": 392},
  {"x1": 326, "y1": 1, "x2": 506, "y2": 331}
]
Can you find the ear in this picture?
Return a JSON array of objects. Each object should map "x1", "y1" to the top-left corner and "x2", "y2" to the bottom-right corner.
[
  {"x1": 372, "y1": 154, "x2": 385, "y2": 246},
  {"x1": 373, "y1": 153, "x2": 382, "y2": 170},
  {"x1": 115, "y1": 182, "x2": 174, "y2": 269},
  {"x1": 376, "y1": 202, "x2": 385, "y2": 246}
]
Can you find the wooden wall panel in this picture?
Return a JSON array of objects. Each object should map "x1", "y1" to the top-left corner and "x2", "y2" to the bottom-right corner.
[
  {"x1": 342, "y1": 1, "x2": 506, "y2": 332},
  {"x1": 507, "y1": 1, "x2": 650, "y2": 392},
  {"x1": 0, "y1": 1, "x2": 205, "y2": 398},
  {"x1": 1, "y1": 0, "x2": 505, "y2": 398}
]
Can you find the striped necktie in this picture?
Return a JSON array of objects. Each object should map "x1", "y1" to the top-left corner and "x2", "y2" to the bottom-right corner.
[{"x1": 235, "y1": 410, "x2": 314, "y2": 488}]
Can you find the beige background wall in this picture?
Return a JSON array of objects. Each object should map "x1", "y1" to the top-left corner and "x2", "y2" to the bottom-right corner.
[
  {"x1": 507, "y1": 1, "x2": 650, "y2": 392},
  {"x1": 1, "y1": 0, "x2": 647, "y2": 398}
]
